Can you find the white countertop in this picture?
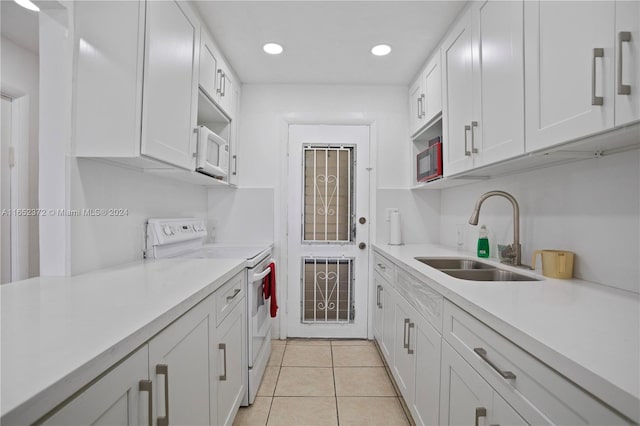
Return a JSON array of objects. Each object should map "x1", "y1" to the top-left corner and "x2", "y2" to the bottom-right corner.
[
  {"x1": 374, "y1": 243, "x2": 640, "y2": 423},
  {"x1": 1, "y1": 258, "x2": 246, "y2": 425}
]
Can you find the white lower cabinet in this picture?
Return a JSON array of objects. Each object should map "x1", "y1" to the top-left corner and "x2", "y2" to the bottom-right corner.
[
  {"x1": 213, "y1": 292, "x2": 247, "y2": 426},
  {"x1": 148, "y1": 296, "x2": 213, "y2": 426},
  {"x1": 373, "y1": 271, "x2": 395, "y2": 361},
  {"x1": 443, "y1": 300, "x2": 630, "y2": 425},
  {"x1": 392, "y1": 296, "x2": 441, "y2": 426},
  {"x1": 42, "y1": 346, "x2": 150, "y2": 426},
  {"x1": 38, "y1": 271, "x2": 248, "y2": 426},
  {"x1": 440, "y1": 341, "x2": 527, "y2": 426}
]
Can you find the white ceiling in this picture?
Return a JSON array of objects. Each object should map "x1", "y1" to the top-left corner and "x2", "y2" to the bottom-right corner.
[
  {"x1": 192, "y1": 1, "x2": 466, "y2": 85},
  {"x1": 1, "y1": 0, "x2": 39, "y2": 54}
]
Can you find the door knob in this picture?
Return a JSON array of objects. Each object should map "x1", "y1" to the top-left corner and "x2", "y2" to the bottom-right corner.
[
  {"x1": 359, "y1": 242, "x2": 366, "y2": 250},
  {"x1": 359, "y1": 217, "x2": 366, "y2": 224}
]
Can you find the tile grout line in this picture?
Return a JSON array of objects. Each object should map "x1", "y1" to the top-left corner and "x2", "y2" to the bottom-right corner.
[
  {"x1": 264, "y1": 340, "x2": 286, "y2": 426},
  {"x1": 331, "y1": 341, "x2": 341, "y2": 426}
]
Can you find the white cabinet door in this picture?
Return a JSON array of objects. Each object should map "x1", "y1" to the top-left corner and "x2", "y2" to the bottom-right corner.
[
  {"x1": 411, "y1": 310, "x2": 442, "y2": 426},
  {"x1": 392, "y1": 299, "x2": 415, "y2": 400},
  {"x1": 409, "y1": 78, "x2": 425, "y2": 136},
  {"x1": 423, "y1": 54, "x2": 442, "y2": 125},
  {"x1": 43, "y1": 346, "x2": 150, "y2": 426},
  {"x1": 440, "y1": 342, "x2": 493, "y2": 426},
  {"x1": 215, "y1": 299, "x2": 247, "y2": 426},
  {"x1": 615, "y1": 0, "x2": 640, "y2": 126},
  {"x1": 141, "y1": 0, "x2": 199, "y2": 170},
  {"x1": 148, "y1": 298, "x2": 212, "y2": 426},
  {"x1": 442, "y1": 9, "x2": 474, "y2": 176},
  {"x1": 524, "y1": 1, "x2": 615, "y2": 152},
  {"x1": 472, "y1": 0, "x2": 525, "y2": 167},
  {"x1": 74, "y1": 0, "x2": 145, "y2": 158},
  {"x1": 373, "y1": 273, "x2": 385, "y2": 347},
  {"x1": 381, "y1": 281, "x2": 396, "y2": 363},
  {"x1": 199, "y1": 30, "x2": 219, "y2": 102}
]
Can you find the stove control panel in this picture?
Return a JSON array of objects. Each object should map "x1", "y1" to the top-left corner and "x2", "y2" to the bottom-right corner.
[{"x1": 147, "y1": 218, "x2": 208, "y2": 247}]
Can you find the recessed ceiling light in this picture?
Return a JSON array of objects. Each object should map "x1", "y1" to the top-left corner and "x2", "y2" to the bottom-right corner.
[
  {"x1": 14, "y1": 0, "x2": 40, "y2": 12},
  {"x1": 263, "y1": 43, "x2": 284, "y2": 55},
  {"x1": 371, "y1": 44, "x2": 391, "y2": 56}
]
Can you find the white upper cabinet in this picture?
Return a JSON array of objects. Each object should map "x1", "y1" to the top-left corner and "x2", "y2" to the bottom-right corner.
[
  {"x1": 524, "y1": 1, "x2": 615, "y2": 152},
  {"x1": 141, "y1": 0, "x2": 200, "y2": 170},
  {"x1": 200, "y1": 29, "x2": 234, "y2": 119},
  {"x1": 409, "y1": 78, "x2": 424, "y2": 136},
  {"x1": 409, "y1": 52, "x2": 442, "y2": 137},
  {"x1": 74, "y1": 0, "x2": 200, "y2": 171},
  {"x1": 442, "y1": 8, "x2": 475, "y2": 176},
  {"x1": 443, "y1": 1, "x2": 525, "y2": 177},
  {"x1": 74, "y1": 1, "x2": 146, "y2": 159},
  {"x1": 615, "y1": 1, "x2": 640, "y2": 126},
  {"x1": 423, "y1": 54, "x2": 442, "y2": 125},
  {"x1": 470, "y1": 0, "x2": 525, "y2": 168},
  {"x1": 199, "y1": 31, "x2": 219, "y2": 102}
]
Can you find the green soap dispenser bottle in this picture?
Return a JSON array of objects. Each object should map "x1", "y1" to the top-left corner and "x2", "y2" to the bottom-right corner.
[{"x1": 477, "y1": 225, "x2": 490, "y2": 258}]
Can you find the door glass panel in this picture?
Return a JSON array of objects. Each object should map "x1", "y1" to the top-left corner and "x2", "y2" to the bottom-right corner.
[
  {"x1": 303, "y1": 146, "x2": 354, "y2": 242},
  {"x1": 302, "y1": 258, "x2": 354, "y2": 323}
]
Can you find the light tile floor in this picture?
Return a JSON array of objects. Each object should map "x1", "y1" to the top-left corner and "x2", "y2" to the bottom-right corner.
[{"x1": 233, "y1": 339, "x2": 411, "y2": 426}]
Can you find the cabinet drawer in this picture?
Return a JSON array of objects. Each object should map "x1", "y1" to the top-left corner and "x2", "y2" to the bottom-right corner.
[
  {"x1": 215, "y1": 272, "x2": 245, "y2": 326},
  {"x1": 443, "y1": 301, "x2": 629, "y2": 425},
  {"x1": 396, "y1": 267, "x2": 443, "y2": 333},
  {"x1": 373, "y1": 252, "x2": 395, "y2": 285}
]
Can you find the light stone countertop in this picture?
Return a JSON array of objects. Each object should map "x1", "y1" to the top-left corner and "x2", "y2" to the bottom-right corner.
[
  {"x1": 373, "y1": 243, "x2": 640, "y2": 424},
  {"x1": 1, "y1": 257, "x2": 246, "y2": 425}
]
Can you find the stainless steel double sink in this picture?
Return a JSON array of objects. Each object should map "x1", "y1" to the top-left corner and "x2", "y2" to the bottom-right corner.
[{"x1": 415, "y1": 257, "x2": 539, "y2": 282}]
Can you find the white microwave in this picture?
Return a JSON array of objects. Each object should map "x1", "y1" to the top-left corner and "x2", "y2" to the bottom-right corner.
[{"x1": 196, "y1": 125, "x2": 229, "y2": 179}]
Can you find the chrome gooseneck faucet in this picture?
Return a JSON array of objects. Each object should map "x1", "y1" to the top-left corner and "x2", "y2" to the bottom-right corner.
[{"x1": 468, "y1": 190, "x2": 525, "y2": 267}]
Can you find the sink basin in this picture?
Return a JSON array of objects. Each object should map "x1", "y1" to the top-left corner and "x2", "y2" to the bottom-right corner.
[
  {"x1": 415, "y1": 257, "x2": 494, "y2": 270},
  {"x1": 414, "y1": 257, "x2": 540, "y2": 281},
  {"x1": 443, "y1": 269, "x2": 539, "y2": 282}
]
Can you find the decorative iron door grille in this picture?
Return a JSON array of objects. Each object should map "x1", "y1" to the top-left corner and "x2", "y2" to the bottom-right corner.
[
  {"x1": 302, "y1": 258, "x2": 354, "y2": 323},
  {"x1": 302, "y1": 145, "x2": 355, "y2": 243}
]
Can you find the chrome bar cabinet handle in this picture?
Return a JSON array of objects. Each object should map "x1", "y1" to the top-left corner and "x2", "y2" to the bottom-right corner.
[
  {"x1": 219, "y1": 343, "x2": 228, "y2": 381},
  {"x1": 417, "y1": 97, "x2": 422, "y2": 119},
  {"x1": 471, "y1": 121, "x2": 478, "y2": 153},
  {"x1": 421, "y1": 94, "x2": 426, "y2": 118},
  {"x1": 474, "y1": 347, "x2": 516, "y2": 379},
  {"x1": 377, "y1": 263, "x2": 386, "y2": 271},
  {"x1": 618, "y1": 32, "x2": 632, "y2": 95},
  {"x1": 217, "y1": 69, "x2": 224, "y2": 94},
  {"x1": 232, "y1": 155, "x2": 237, "y2": 176},
  {"x1": 226, "y1": 288, "x2": 241, "y2": 301},
  {"x1": 139, "y1": 380, "x2": 153, "y2": 426},
  {"x1": 475, "y1": 407, "x2": 487, "y2": 426},
  {"x1": 156, "y1": 364, "x2": 169, "y2": 426},
  {"x1": 464, "y1": 125, "x2": 471, "y2": 156},
  {"x1": 592, "y1": 48, "x2": 604, "y2": 106},
  {"x1": 376, "y1": 285, "x2": 382, "y2": 308},
  {"x1": 407, "y1": 322, "x2": 415, "y2": 355},
  {"x1": 403, "y1": 318, "x2": 410, "y2": 349}
]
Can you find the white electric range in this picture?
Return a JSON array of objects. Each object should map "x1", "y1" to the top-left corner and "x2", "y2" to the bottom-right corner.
[{"x1": 145, "y1": 218, "x2": 274, "y2": 406}]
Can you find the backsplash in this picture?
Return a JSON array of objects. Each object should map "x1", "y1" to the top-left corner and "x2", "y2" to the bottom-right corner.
[
  {"x1": 70, "y1": 159, "x2": 208, "y2": 275},
  {"x1": 439, "y1": 149, "x2": 640, "y2": 294}
]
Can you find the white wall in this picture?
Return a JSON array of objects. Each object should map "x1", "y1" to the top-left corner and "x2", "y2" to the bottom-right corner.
[
  {"x1": 376, "y1": 189, "x2": 440, "y2": 245},
  {"x1": 439, "y1": 149, "x2": 640, "y2": 294},
  {"x1": 207, "y1": 188, "x2": 274, "y2": 245},
  {"x1": 69, "y1": 159, "x2": 208, "y2": 275},
  {"x1": 1, "y1": 36, "x2": 39, "y2": 277}
]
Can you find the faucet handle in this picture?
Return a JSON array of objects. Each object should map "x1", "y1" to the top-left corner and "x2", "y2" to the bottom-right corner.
[{"x1": 499, "y1": 244, "x2": 517, "y2": 262}]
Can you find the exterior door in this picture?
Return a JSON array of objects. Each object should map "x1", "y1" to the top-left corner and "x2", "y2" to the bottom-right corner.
[{"x1": 287, "y1": 125, "x2": 370, "y2": 338}]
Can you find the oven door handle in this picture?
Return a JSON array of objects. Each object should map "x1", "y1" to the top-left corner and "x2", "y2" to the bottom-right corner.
[{"x1": 252, "y1": 266, "x2": 272, "y2": 282}]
